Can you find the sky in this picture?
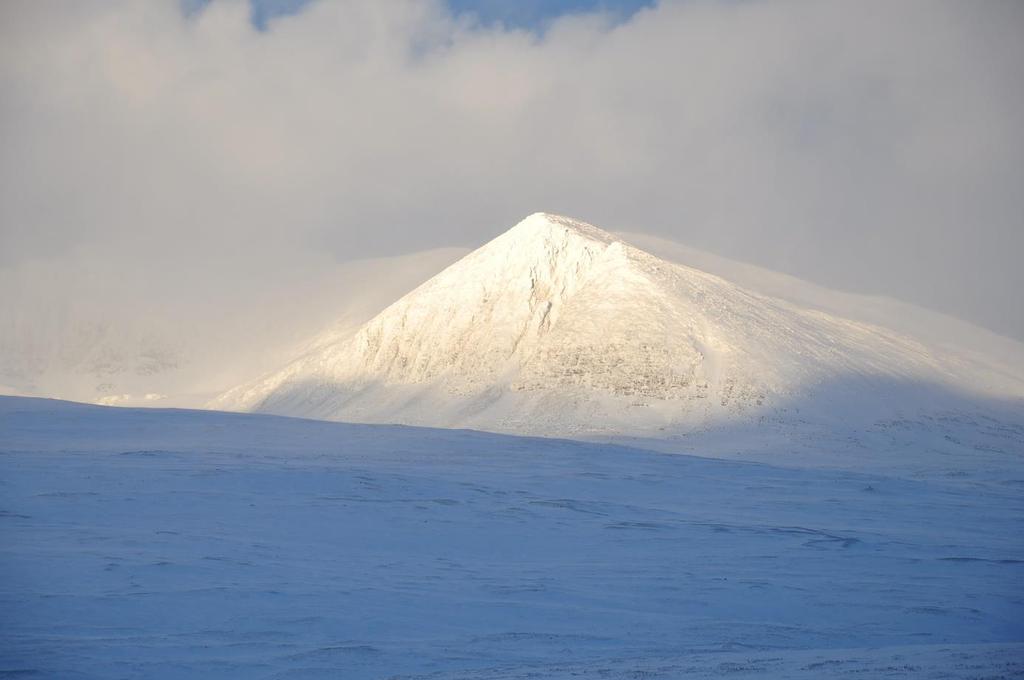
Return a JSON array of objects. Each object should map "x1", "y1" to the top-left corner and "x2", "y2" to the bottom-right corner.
[
  {"x1": 1, "y1": 0, "x2": 1023, "y2": 346},
  {"x1": 192, "y1": 0, "x2": 657, "y2": 31}
]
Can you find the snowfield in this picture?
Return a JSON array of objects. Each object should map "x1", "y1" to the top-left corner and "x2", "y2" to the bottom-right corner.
[{"x1": 1, "y1": 396, "x2": 1021, "y2": 679}]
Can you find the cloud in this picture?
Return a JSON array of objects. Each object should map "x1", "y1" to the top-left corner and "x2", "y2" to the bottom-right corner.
[{"x1": 1, "y1": 0, "x2": 1022, "y2": 344}]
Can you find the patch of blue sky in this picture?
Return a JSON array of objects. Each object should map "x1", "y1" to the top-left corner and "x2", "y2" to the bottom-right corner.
[
  {"x1": 446, "y1": 0, "x2": 654, "y2": 29},
  {"x1": 182, "y1": 0, "x2": 655, "y2": 32}
]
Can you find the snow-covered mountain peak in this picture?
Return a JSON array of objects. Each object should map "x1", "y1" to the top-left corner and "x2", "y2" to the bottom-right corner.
[
  {"x1": 456, "y1": 212, "x2": 627, "y2": 296},
  {"x1": 503, "y1": 212, "x2": 620, "y2": 246},
  {"x1": 213, "y1": 214, "x2": 1023, "y2": 436}
]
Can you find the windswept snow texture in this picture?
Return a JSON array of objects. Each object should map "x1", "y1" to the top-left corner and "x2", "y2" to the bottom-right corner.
[
  {"x1": 214, "y1": 213, "x2": 1024, "y2": 437},
  {"x1": 1, "y1": 396, "x2": 1022, "y2": 679}
]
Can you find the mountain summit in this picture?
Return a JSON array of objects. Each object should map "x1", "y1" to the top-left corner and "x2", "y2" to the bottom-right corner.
[{"x1": 213, "y1": 213, "x2": 1021, "y2": 436}]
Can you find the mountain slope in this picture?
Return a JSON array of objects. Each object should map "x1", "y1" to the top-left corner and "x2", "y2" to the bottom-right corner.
[
  {"x1": 213, "y1": 213, "x2": 1024, "y2": 436},
  {"x1": 0, "y1": 247, "x2": 466, "y2": 408}
]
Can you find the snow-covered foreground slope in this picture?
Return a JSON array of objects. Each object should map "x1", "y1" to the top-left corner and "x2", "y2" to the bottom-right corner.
[
  {"x1": 2, "y1": 396, "x2": 1022, "y2": 679},
  {"x1": 214, "y1": 213, "x2": 1024, "y2": 437}
]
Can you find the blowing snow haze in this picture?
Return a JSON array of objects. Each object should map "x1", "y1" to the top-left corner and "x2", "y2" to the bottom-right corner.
[{"x1": 1, "y1": 0, "x2": 1023, "y2": 394}]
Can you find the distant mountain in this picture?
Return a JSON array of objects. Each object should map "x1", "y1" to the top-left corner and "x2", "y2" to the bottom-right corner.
[{"x1": 213, "y1": 213, "x2": 1024, "y2": 436}]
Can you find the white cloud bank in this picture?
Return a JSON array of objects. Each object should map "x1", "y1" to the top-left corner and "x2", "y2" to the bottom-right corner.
[{"x1": 1, "y1": 0, "x2": 1022, "y2": 355}]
